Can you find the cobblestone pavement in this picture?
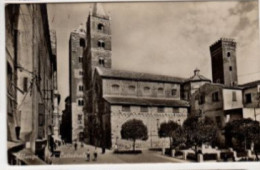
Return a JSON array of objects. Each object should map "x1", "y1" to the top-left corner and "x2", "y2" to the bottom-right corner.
[{"x1": 50, "y1": 143, "x2": 187, "y2": 164}]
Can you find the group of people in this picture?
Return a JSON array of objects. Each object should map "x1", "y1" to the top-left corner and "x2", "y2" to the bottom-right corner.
[
  {"x1": 73, "y1": 141, "x2": 98, "y2": 161},
  {"x1": 86, "y1": 149, "x2": 98, "y2": 161}
]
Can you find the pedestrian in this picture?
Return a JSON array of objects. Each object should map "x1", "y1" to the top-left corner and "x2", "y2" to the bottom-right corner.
[
  {"x1": 86, "y1": 149, "x2": 90, "y2": 161},
  {"x1": 93, "y1": 148, "x2": 98, "y2": 161},
  {"x1": 81, "y1": 142, "x2": 84, "y2": 148},
  {"x1": 74, "y1": 142, "x2": 78, "y2": 151}
]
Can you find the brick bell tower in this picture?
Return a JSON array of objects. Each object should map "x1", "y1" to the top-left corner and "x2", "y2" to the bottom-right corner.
[
  {"x1": 210, "y1": 38, "x2": 238, "y2": 87},
  {"x1": 83, "y1": 3, "x2": 112, "y2": 144},
  {"x1": 84, "y1": 3, "x2": 112, "y2": 80}
]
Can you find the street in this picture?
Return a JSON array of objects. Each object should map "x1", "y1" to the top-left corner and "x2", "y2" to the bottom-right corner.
[{"x1": 51, "y1": 144, "x2": 187, "y2": 164}]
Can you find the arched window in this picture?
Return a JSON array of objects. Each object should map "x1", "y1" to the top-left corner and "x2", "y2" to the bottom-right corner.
[
  {"x1": 144, "y1": 86, "x2": 150, "y2": 93},
  {"x1": 128, "y1": 85, "x2": 136, "y2": 92},
  {"x1": 112, "y1": 84, "x2": 120, "y2": 92},
  {"x1": 97, "y1": 23, "x2": 104, "y2": 31},
  {"x1": 98, "y1": 40, "x2": 105, "y2": 48},
  {"x1": 227, "y1": 52, "x2": 231, "y2": 57},
  {"x1": 80, "y1": 38, "x2": 85, "y2": 47},
  {"x1": 99, "y1": 57, "x2": 105, "y2": 66},
  {"x1": 158, "y1": 87, "x2": 164, "y2": 94}
]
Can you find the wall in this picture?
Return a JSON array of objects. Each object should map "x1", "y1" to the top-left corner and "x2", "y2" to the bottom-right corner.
[
  {"x1": 110, "y1": 105, "x2": 188, "y2": 150},
  {"x1": 223, "y1": 89, "x2": 243, "y2": 110},
  {"x1": 243, "y1": 108, "x2": 260, "y2": 122},
  {"x1": 102, "y1": 79, "x2": 181, "y2": 99},
  {"x1": 243, "y1": 86, "x2": 260, "y2": 108}
]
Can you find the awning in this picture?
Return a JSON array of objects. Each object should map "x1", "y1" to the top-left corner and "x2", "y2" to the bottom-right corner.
[
  {"x1": 12, "y1": 148, "x2": 47, "y2": 165},
  {"x1": 7, "y1": 141, "x2": 25, "y2": 152}
]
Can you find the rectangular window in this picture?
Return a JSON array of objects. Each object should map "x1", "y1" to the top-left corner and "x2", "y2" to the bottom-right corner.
[
  {"x1": 171, "y1": 89, "x2": 177, "y2": 96},
  {"x1": 212, "y1": 92, "x2": 219, "y2": 102},
  {"x1": 232, "y1": 91, "x2": 237, "y2": 101},
  {"x1": 199, "y1": 95, "x2": 205, "y2": 105},
  {"x1": 229, "y1": 66, "x2": 232, "y2": 71},
  {"x1": 23, "y1": 77, "x2": 28, "y2": 92},
  {"x1": 122, "y1": 105, "x2": 130, "y2": 112},
  {"x1": 158, "y1": 106, "x2": 164, "y2": 113},
  {"x1": 245, "y1": 93, "x2": 252, "y2": 104},
  {"x1": 172, "y1": 107, "x2": 179, "y2": 113},
  {"x1": 79, "y1": 57, "x2": 83, "y2": 63},
  {"x1": 79, "y1": 71, "x2": 84, "y2": 75},
  {"x1": 140, "y1": 106, "x2": 148, "y2": 112}
]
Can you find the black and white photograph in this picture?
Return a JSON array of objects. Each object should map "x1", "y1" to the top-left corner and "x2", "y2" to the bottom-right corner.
[{"x1": 4, "y1": 0, "x2": 260, "y2": 167}]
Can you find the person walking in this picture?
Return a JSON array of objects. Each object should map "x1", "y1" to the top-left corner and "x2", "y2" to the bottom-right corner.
[
  {"x1": 86, "y1": 149, "x2": 90, "y2": 161},
  {"x1": 74, "y1": 142, "x2": 78, "y2": 151},
  {"x1": 93, "y1": 148, "x2": 98, "y2": 161}
]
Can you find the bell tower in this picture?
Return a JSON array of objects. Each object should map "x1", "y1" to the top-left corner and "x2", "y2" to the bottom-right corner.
[{"x1": 85, "y1": 3, "x2": 112, "y2": 79}]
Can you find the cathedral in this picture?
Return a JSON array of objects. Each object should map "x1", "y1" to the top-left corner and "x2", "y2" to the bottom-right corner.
[{"x1": 68, "y1": 3, "x2": 254, "y2": 150}]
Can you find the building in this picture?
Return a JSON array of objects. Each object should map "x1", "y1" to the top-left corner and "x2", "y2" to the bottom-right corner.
[
  {"x1": 69, "y1": 24, "x2": 86, "y2": 142},
  {"x1": 210, "y1": 38, "x2": 238, "y2": 86},
  {"x1": 6, "y1": 4, "x2": 57, "y2": 164},
  {"x1": 182, "y1": 69, "x2": 211, "y2": 101},
  {"x1": 50, "y1": 30, "x2": 62, "y2": 142},
  {"x1": 80, "y1": 3, "x2": 190, "y2": 150},
  {"x1": 60, "y1": 97, "x2": 72, "y2": 143},
  {"x1": 240, "y1": 80, "x2": 260, "y2": 122},
  {"x1": 190, "y1": 83, "x2": 243, "y2": 128}
]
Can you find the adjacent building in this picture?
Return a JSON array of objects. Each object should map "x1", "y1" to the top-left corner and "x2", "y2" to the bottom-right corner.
[
  {"x1": 69, "y1": 24, "x2": 86, "y2": 142},
  {"x1": 6, "y1": 4, "x2": 57, "y2": 164},
  {"x1": 240, "y1": 80, "x2": 260, "y2": 122}
]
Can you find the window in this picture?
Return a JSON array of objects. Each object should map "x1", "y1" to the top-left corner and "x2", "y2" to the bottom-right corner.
[
  {"x1": 97, "y1": 23, "x2": 104, "y2": 30},
  {"x1": 232, "y1": 91, "x2": 237, "y2": 101},
  {"x1": 229, "y1": 66, "x2": 232, "y2": 71},
  {"x1": 158, "y1": 106, "x2": 164, "y2": 113},
  {"x1": 144, "y1": 86, "x2": 150, "y2": 93},
  {"x1": 78, "y1": 115, "x2": 82, "y2": 124},
  {"x1": 79, "y1": 70, "x2": 84, "y2": 76},
  {"x1": 79, "y1": 85, "x2": 84, "y2": 91},
  {"x1": 122, "y1": 105, "x2": 130, "y2": 112},
  {"x1": 199, "y1": 95, "x2": 205, "y2": 105},
  {"x1": 227, "y1": 52, "x2": 231, "y2": 57},
  {"x1": 245, "y1": 93, "x2": 252, "y2": 104},
  {"x1": 79, "y1": 57, "x2": 83, "y2": 63},
  {"x1": 158, "y1": 87, "x2": 164, "y2": 94},
  {"x1": 23, "y1": 77, "x2": 28, "y2": 92},
  {"x1": 112, "y1": 84, "x2": 120, "y2": 92},
  {"x1": 128, "y1": 85, "x2": 136, "y2": 92},
  {"x1": 98, "y1": 40, "x2": 105, "y2": 48},
  {"x1": 80, "y1": 38, "x2": 85, "y2": 47},
  {"x1": 212, "y1": 92, "x2": 219, "y2": 102},
  {"x1": 99, "y1": 57, "x2": 105, "y2": 66},
  {"x1": 78, "y1": 100, "x2": 84, "y2": 106},
  {"x1": 172, "y1": 107, "x2": 179, "y2": 113},
  {"x1": 171, "y1": 89, "x2": 177, "y2": 96},
  {"x1": 140, "y1": 106, "x2": 148, "y2": 112}
]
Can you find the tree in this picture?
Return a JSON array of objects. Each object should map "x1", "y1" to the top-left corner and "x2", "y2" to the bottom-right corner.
[
  {"x1": 121, "y1": 119, "x2": 148, "y2": 151},
  {"x1": 183, "y1": 116, "x2": 218, "y2": 158},
  {"x1": 225, "y1": 118, "x2": 260, "y2": 160},
  {"x1": 158, "y1": 121, "x2": 186, "y2": 150}
]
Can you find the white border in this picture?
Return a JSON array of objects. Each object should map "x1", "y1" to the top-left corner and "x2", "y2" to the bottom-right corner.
[{"x1": 0, "y1": 0, "x2": 260, "y2": 170}]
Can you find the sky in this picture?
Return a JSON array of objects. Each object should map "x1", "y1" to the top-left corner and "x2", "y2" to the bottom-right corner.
[{"x1": 47, "y1": 0, "x2": 260, "y2": 110}]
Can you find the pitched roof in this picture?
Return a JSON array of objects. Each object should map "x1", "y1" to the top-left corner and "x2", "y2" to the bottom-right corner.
[
  {"x1": 92, "y1": 3, "x2": 109, "y2": 19},
  {"x1": 103, "y1": 96, "x2": 190, "y2": 107},
  {"x1": 96, "y1": 67, "x2": 186, "y2": 84},
  {"x1": 239, "y1": 80, "x2": 260, "y2": 89}
]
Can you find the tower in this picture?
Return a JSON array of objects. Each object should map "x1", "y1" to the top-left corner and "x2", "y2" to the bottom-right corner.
[
  {"x1": 83, "y1": 3, "x2": 112, "y2": 144},
  {"x1": 69, "y1": 24, "x2": 86, "y2": 142},
  {"x1": 210, "y1": 38, "x2": 238, "y2": 86}
]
